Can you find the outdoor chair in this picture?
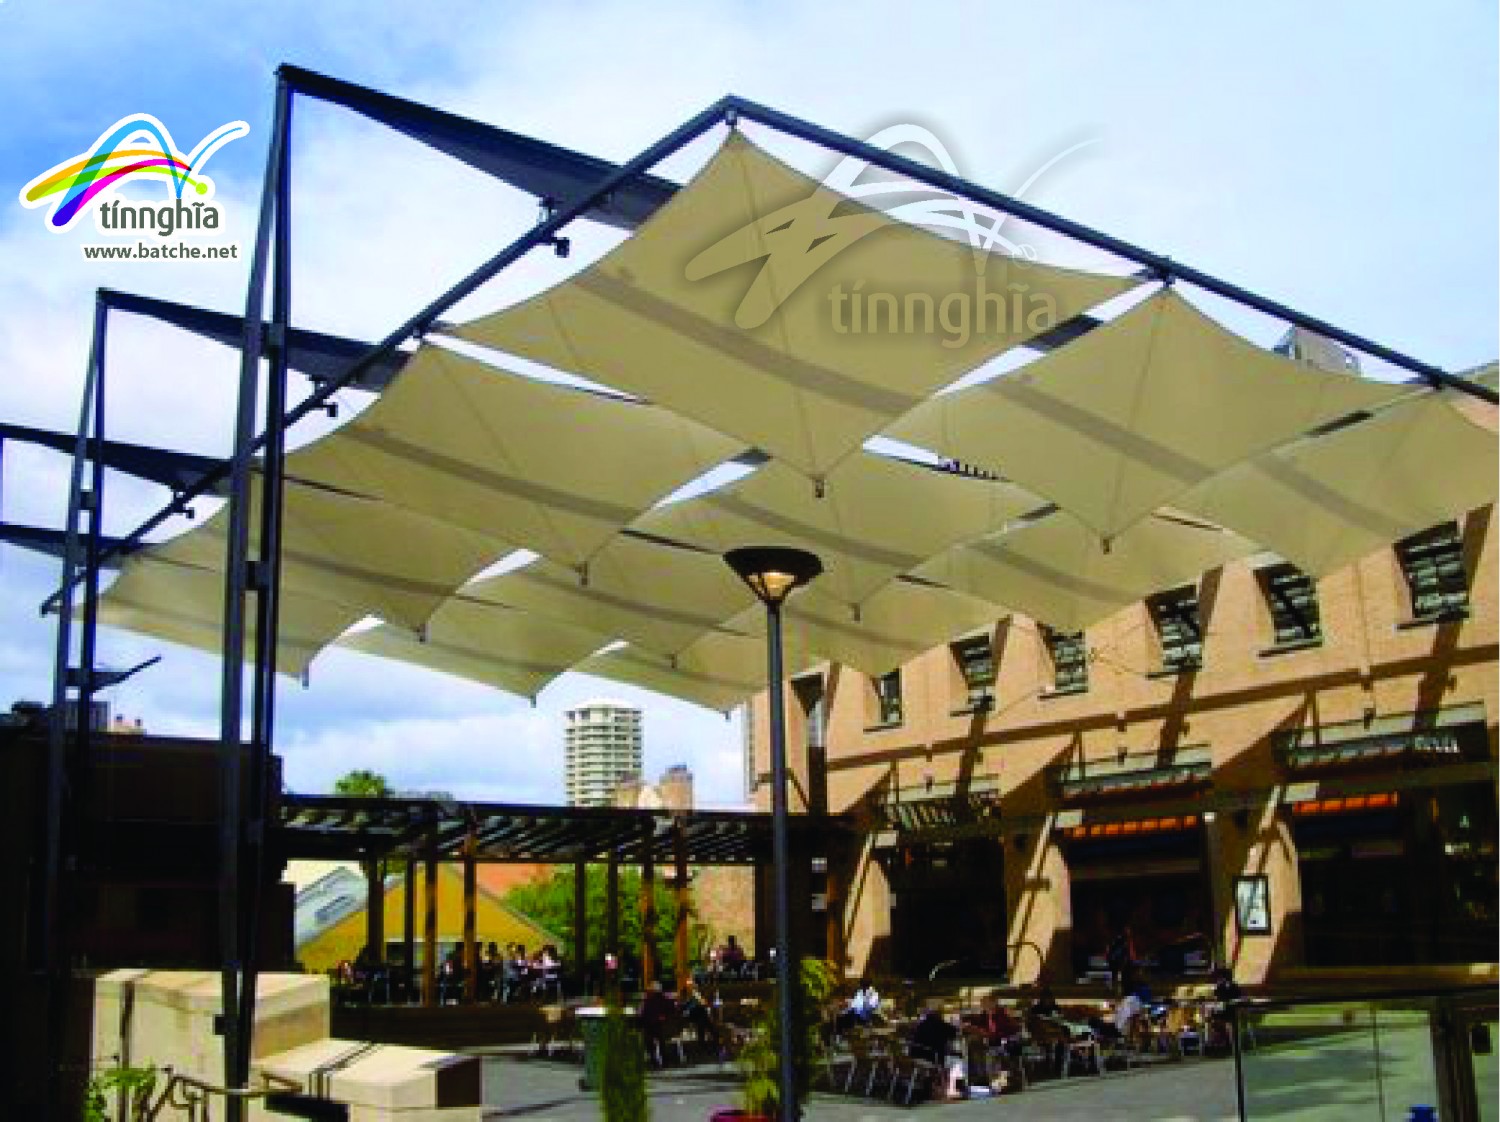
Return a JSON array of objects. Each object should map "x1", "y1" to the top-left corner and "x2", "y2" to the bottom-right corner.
[
  {"x1": 842, "y1": 1030, "x2": 891, "y2": 1097},
  {"x1": 887, "y1": 1044, "x2": 941, "y2": 1104},
  {"x1": 1158, "y1": 1004, "x2": 1203, "y2": 1058}
]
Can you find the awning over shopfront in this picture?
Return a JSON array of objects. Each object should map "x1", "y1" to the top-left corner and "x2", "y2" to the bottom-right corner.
[
  {"x1": 1277, "y1": 705, "x2": 1486, "y2": 772},
  {"x1": 1050, "y1": 745, "x2": 1213, "y2": 801}
]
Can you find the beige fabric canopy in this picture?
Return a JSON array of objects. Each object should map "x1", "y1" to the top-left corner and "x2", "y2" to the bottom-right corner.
[
  {"x1": 634, "y1": 452, "x2": 1040, "y2": 609},
  {"x1": 915, "y1": 508, "x2": 1258, "y2": 633},
  {"x1": 447, "y1": 131, "x2": 1137, "y2": 479},
  {"x1": 728, "y1": 577, "x2": 1004, "y2": 678},
  {"x1": 287, "y1": 345, "x2": 741, "y2": 568},
  {"x1": 146, "y1": 477, "x2": 508, "y2": 632},
  {"x1": 576, "y1": 630, "x2": 816, "y2": 714},
  {"x1": 100, "y1": 554, "x2": 361, "y2": 678},
  {"x1": 469, "y1": 533, "x2": 756, "y2": 656},
  {"x1": 339, "y1": 596, "x2": 614, "y2": 699},
  {"x1": 886, "y1": 289, "x2": 1407, "y2": 540},
  {"x1": 1178, "y1": 392, "x2": 1499, "y2": 577}
]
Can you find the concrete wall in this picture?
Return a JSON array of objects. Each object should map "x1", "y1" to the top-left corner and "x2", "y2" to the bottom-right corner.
[{"x1": 91, "y1": 969, "x2": 482, "y2": 1120}]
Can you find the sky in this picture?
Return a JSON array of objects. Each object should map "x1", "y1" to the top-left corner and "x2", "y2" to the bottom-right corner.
[{"x1": 0, "y1": 1, "x2": 1495, "y2": 808}]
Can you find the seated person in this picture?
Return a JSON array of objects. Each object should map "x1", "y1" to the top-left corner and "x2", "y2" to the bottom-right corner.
[
  {"x1": 721, "y1": 935, "x2": 747, "y2": 969},
  {"x1": 639, "y1": 981, "x2": 677, "y2": 1066},
  {"x1": 835, "y1": 978, "x2": 882, "y2": 1034},
  {"x1": 1089, "y1": 990, "x2": 1144, "y2": 1045},
  {"x1": 678, "y1": 980, "x2": 719, "y2": 1048},
  {"x1": 1208, "y1": 968, "x2": 1243, "y2": 1048},
  {"x1": 910, "y1": 1004, "x2": 965, "y2": 1100},
  {"x1": 966, "y1": 995, "x2": 1023, "y2": 1053}
]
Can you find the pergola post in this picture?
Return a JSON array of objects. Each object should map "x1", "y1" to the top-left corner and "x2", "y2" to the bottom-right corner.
[
  {"x1": 640, "y1": 822, "x2": 656, "y2": 989},
  {"x1": 365, "y1": 858, "x2": 385, "y2": 964},
  {"x1": 402, "y1": 857, "x2": 415, "y2": 996},
  {"x1": 422, "y1": 843, "x2": 438, "y2": 1007},
  {"x1": 463, "y1": 829, "x2": 478, "y2": 1003},
  {"x1": 605, "y1": 848, "x2": 620, "y2": 981},
  {"x1": 572, "y1": 856, "x2": 588, "y2": 995},
  {"x1": 673, "y1": 820, "x2": 691, "y2": 990}
]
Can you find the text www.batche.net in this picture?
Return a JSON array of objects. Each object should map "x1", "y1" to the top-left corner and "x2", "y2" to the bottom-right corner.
[{"x1": 81, "y1": 240, "x2": 240, "y2": 261}]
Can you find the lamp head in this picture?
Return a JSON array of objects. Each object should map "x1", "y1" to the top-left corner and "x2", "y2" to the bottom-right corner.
[{"x1": 725, "y1": 545, "x2": 823, "y2": 607}]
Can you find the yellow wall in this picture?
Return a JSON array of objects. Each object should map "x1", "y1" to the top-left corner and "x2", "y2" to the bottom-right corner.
[{"x1": 298, "y1": 863, "x2": 558, "y2": 974}]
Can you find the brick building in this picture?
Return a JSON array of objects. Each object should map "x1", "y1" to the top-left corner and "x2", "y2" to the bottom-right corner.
[{"x1": 747, "y1": 505, "x2": 1498, "y2": 987}]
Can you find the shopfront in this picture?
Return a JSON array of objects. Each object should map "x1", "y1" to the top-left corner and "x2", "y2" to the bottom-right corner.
[
  {"x1": 1280, "y1": 707, "x2": 1499, "y2": 968},
  {"x1": 1050, "y1": 745, "x2": 1216, "y2": 981},
  {"x1": 873, "y1": 790, "x2": 1008, "y2": 979}
]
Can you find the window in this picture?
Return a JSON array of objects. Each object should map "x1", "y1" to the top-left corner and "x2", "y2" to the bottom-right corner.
[
  {"x1": 1258, "y1": 563, "x2": 1323, "y2": 647},
  {"x1": 872, "y1": 669, "x2": 903, "y2": 726},
  {"x1": 1396, "y1": 522, "x2": 1469, "y2": 621},
  {"x1": 950, "y1": 634, "x2": 995, "y2": 709},
  {"x1": 1044, "y1": 627, "x2": 1089, "y2": 694},
  {"x1": 1148, "y1": 585, "x2": 1203, "y2": 671}
]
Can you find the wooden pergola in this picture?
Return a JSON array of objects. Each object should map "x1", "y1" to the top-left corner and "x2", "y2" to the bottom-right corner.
[{"x1": 280, "y1": 793, "x2": 850, "y2": 1003}]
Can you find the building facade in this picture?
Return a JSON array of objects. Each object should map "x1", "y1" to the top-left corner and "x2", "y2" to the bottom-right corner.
[
  {"x1": 565, "y1": 699, "x2": 644, "y2": 807},
  {"x1": 748, "y1": 506, "x2": 1498, "y2": 988}
]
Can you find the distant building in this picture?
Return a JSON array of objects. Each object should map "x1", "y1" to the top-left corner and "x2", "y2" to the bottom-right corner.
[
  {"x1": 565, "y1": 699, "x2": 643, "y2": 807},
  {"x1": 613, "y1": 764, "x2": 695, "y2": 810}
]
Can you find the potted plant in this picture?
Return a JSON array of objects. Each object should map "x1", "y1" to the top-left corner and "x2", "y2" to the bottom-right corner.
[
  {"x1": 599, "y1": 998, "x2": 648, "y2": 1122},
  {"x1": 714, "y1": 957, "x2": 836, "y2": 1122}
]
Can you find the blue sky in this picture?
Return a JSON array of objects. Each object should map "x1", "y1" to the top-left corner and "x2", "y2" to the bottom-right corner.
[{"x1": 0, "y1": 1, "x2": 1495, "y2": 806}]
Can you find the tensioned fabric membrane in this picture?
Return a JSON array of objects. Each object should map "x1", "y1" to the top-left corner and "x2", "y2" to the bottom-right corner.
[{"x1": 97, "y1": 127, "x2": 1498, "y2": 710}]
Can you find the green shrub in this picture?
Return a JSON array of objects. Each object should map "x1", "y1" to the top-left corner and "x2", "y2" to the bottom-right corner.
[
  {"x1": 740, "y1": 957, "x2": 837, "y2": 1117},
  {"x1": 83, "y1": 1062, "x2": 157, "y2": 1122},
  {"x1": 600, "y1": 1001, "x2": 648, "y2": 1122}
]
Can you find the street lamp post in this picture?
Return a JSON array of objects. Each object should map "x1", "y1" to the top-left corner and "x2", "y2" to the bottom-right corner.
[{"x1": 725, "y1": 546, "x2": 822, "y2": 1122}]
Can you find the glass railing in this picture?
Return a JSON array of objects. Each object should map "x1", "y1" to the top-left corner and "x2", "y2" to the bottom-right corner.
[{"x1": 1234, "y1": 987, "x2": 1497, "y2": 1122}]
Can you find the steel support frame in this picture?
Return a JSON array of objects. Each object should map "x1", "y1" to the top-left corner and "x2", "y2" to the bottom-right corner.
[
  {"x1": 39, "y1": 291, "x2": 109, "y2": 1111},
  {"x1": 40, "y1": 66, "x2": 1496, "y2": 1117}
]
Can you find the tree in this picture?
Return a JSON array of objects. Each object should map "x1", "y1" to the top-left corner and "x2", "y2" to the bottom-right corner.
[
  {"x1": 505, "y1": 865, "x2": 685, "y2": 974},
  {"x1": 333, "y1": 769, "x2": 393, "y2": 798}
]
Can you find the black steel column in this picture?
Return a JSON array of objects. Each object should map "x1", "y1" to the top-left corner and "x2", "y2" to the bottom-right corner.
[
  {"x1": 765, "y1": 599, "x2": 798, "y2": 1122},
  {"x1": 39, "y1": 292, "x2": 109, "y2": 1112},
  {"x1": 219, "y1": 74, "x2": 291, "y2": 1119}
]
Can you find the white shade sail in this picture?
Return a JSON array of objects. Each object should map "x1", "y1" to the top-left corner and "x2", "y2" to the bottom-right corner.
[
  {"x1": 469, "y1": 532, "x2": 756, "y2": 656},
  {"x1": 732, "y1": 577, "x2": 1005, "y2": 677},
  {"x1": 915, "y1": 509, "x2": 1258, "y2": 633},
  {"x1": 287, "y1": 344, "x2": 741, "y2": 568},
  {"x1": 100, "y1": 555, "x2": 361, "y2": 678},
  {"x1": 447, "y1": 131, "x2": 1137, "y2": 479},
  {"x1": 634, "y1": 452, "x2": 1041, "y2": 609},
  {"x1": 886, "y1": 289, "x2": 1407, "y2": 539},
  {"x1": 577, "y1": 630, "x2": 816, "y2": 714},
  {"x1": 339, "y1": 596, "x2": 615, "y2": 699},
  {"x1": 147, "y1": 477, "x2": 509, "y2": 632},
  {"x1": 1177, "y1": 392, "x2": 1499, "y2": 577}
]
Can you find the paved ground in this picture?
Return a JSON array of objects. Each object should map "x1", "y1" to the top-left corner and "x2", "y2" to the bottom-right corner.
[{"x1": 480, "y1": 1052, "x2": 1240, "y2": 1122}]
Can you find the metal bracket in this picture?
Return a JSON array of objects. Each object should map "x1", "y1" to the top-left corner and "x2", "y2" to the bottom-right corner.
[{"x1": 245, "y1": 561, "x2": 270, "y2": 592}]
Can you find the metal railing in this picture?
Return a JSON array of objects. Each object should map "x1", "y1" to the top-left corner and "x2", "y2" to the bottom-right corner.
[{"x1": 98, "y1": 1066, "x2": 302, "y2": 1122}]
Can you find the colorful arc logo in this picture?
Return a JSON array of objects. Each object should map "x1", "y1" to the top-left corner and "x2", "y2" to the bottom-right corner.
[{"x1": 20, "y1": 113, "x2": 250, "y2": 232}]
